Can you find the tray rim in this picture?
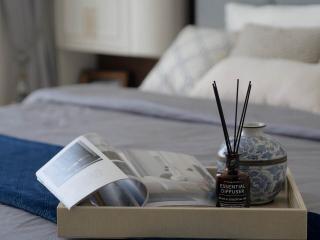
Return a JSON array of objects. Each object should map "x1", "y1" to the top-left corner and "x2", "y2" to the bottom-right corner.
[{"x1": 57, "y1": 167, "x2": 307, "y2": 239}]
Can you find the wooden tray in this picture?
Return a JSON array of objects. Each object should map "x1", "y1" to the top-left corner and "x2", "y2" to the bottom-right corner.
[{"x1": 57, "y1": 168, "x2": 307, "y2": 239}]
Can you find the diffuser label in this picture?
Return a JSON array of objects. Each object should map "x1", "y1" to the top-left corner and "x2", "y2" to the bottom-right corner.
[{"x1": 217, "y1": 180, "x2": 248, "y2": 207}]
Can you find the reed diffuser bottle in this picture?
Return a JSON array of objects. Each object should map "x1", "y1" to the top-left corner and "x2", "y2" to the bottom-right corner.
[
  {"x1": 216, "y1": 153, "x2": 250, "y2": 207},
  {"x1": 212, "y1": 80, "x2": 251, "y2": 208}
]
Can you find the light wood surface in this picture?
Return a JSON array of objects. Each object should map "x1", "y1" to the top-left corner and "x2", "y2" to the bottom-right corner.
[{"x1": 57, "y1": 168, "x2": 307, "y2": 239}]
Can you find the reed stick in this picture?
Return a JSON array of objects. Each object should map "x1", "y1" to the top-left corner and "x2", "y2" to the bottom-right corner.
[
  {"x1": 233, "y1": 79, "x2": 239, "y2": 152},
  {"x1": 212, "y1": 82, "x2": 232, "y2": 154},
  {"x1": 235, "y1": 82, "x2": 251, "y2": 152}
]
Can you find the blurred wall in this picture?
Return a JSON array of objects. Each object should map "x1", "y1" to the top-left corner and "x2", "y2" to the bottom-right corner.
[
  {"x1": 0, "y1": 9, "x2": 11, "y2": 105},
  {"x1": 195, "y1": 0, "x2": 320, "y2": 28},
  {"x1": 195, "y1": 0, "x2": 269, "y2": 29}
]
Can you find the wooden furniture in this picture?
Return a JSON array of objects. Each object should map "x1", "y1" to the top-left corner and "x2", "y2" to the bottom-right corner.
[
  {"x1": 55, "y1": 0, "x2": 187, "y2": 58},
  {"x1": 79, "y1": 70, "x2": 129, "y2": 87},
  {"x1": 54, "y1": 0, "x2": 188, "y2": 86},
  {"x1": 97, "y1": 55, "x2": 158, "y2": 87}
]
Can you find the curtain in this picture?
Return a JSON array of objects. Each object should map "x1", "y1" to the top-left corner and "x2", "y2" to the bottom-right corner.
[{"x1": 1, "y1": 0, "x2": 57, "y2": 101}]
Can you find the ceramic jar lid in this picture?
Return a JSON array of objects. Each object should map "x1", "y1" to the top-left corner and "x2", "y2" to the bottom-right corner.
[{"x1": 218, "y1": 122, "x2": 287, "y2": 164}]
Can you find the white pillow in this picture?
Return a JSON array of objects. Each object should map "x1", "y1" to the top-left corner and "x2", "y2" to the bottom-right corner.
[
  {"x1": 140, "y1": 25, "x2": 233, "y2": 96},
  {"x1": 231, "y1": 24, "x2": 320, "y2": 63},
  {"x1": 190, "y1": 57, "x2": 320, "y2": 114},
  {"x1": 225, "y1": 2, "x2": 320, "y2": 31}
]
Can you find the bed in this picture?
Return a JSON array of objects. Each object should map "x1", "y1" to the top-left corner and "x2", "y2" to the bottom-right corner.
[
  {"x1": 1, "y1": 0, "x2": 320, "y2": 239},
  {"x1": 0, "y1": 84, "x2": 319, "y2": 239}
]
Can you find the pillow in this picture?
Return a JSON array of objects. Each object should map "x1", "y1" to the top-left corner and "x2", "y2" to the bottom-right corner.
[
  {"x1": 139, "y1": 25, "x2": 233, "y2": 96},
  {"x1": 225, "y1": 2, "x2": 320, "y2": 31},
  {"x1": 231, "y1": 24, "x2": 320, "y2": 63},
  {"x1": 190, "y1": 57, "x2": 320, "y2": 114}
]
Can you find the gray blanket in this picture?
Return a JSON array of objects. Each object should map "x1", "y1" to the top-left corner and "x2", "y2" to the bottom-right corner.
[
  {"x1": 25, "y1": 84, "x2": 320, "y2": 141},
  {"x1": 0, "y1": 84, "x2": 319, "y2": 239}
]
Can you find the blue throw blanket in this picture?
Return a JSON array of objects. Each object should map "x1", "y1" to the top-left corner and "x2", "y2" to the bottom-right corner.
[
  {"x1": 0, "y1": 134, "x2": 318, "y2": 240},
  {"x1": 0, "y1": 134, "x2": 62, "y2": 222}
]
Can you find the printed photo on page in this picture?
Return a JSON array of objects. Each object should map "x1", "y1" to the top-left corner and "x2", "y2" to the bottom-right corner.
[{"x1": 36, "y1": 135, "x2": 128, "y2": 209}]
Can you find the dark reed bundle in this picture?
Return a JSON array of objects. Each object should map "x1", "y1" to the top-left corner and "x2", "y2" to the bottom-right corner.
[{"x1": 212, "y1": 80, "x2": 252, "y2": 167}]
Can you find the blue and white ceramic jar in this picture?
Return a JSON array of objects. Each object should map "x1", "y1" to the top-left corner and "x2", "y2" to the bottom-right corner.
[{"x1": 217, "y1": 122, "x2": 287, "y2": 205}]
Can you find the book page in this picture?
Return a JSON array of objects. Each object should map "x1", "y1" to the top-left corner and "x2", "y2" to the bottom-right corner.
[
  {"x1": 36, "y1": 135, "x2": 128, "y2": 209},
  {"x1": 82, "y1": 133, "x2": 215, "y2": 207},
  {"x1": 120, "y1": 149, "x2": 216, "y2": 207}
]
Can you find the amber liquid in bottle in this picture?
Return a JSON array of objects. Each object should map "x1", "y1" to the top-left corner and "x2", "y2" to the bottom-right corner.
[{"x1": 216, "y1": 153, "x2": 250, "y2": 207}]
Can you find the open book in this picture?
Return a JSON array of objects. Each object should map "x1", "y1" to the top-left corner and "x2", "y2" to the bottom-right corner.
[{"x1": 36, "y1": 133, "x2": 216, "y2": 209}]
